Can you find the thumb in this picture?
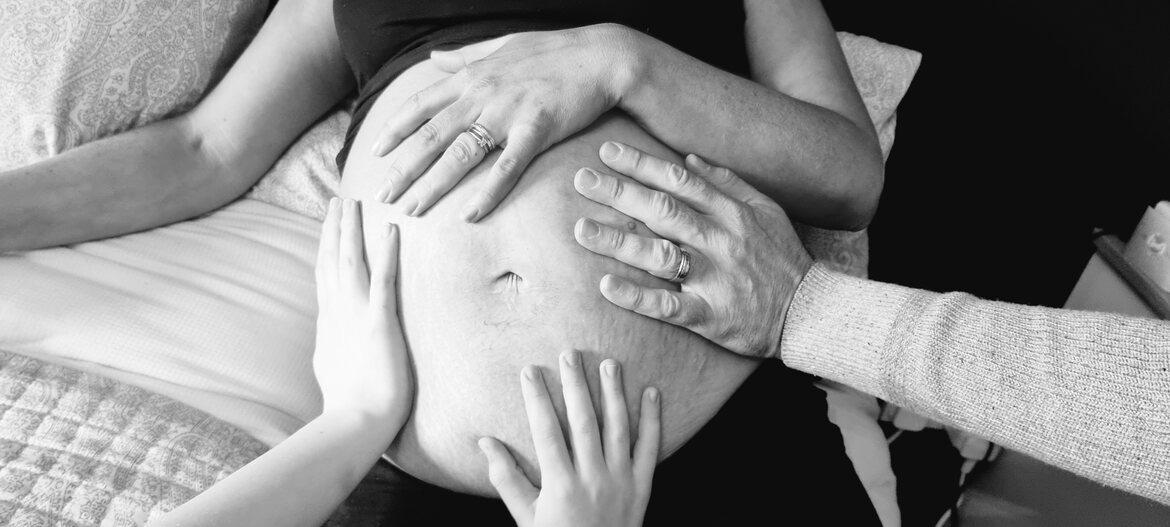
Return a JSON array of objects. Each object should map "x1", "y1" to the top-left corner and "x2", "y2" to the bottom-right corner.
[
  {"x1": 429, "y1": 34, "x2": 516, "y2": 72},
  {"x1": 479, "y1": 437, "x2": 538, "y2": 525},
  {"x1": 429, "y1": 49, "x2": 467, "y2": 73}
]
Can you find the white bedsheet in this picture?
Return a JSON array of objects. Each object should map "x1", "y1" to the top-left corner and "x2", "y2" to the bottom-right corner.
[{"x1": 0, "y1": 199, "x2": 321, "y2": 446}]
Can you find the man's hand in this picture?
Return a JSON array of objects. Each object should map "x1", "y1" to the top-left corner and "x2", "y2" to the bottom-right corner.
[{"x1": 573, "y1": 142, "x2": 814, "y2": 359}]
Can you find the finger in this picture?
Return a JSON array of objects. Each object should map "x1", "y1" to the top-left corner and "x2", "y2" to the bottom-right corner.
[
  {"x1": 685, "y1": 154, "x2": 770, "y2": 209},
  {"x1": 461, "y1": 118, "x2": 548, "y2": 223},
  {"x1": 520, "y1": 365, "x2": 572, "y2": 483},
  {"x1": 599, "y1": 275, "x2": 712, "y2": 329},
  {"x1": 368, "y1": 223, "x2": 400, "y2": 312},
  {"x1": 574, "y1": 218, "x2": 689, "y2": 281},
  {"x1": 379, "y1": 98, "x2": 478, "y2": 205},
  {"x1": 338, "y1": 199, "x2": 370, "y2": 300},
  {"x1": 429, "y1": 35, "x2": 516, "y2": 72},
  {"x1": 315, "y1": 197, "x2": 343, "y2": 301},
  {"x1": 632, "y1": 387, "x2": 661, "y2": 490},
  {"x1": 396, "y1": 129, "x2": 487, "y2": 217},
  {"x1": 598, "y1": 142, "x2": 739, "y2": 216},
  {"x1": 573, "y1": 167, "x2": 711, "y2": 248},
  {"x1": 478, "y1": 437, "x2": 538, "y2": 525},
  {"x1": 371, "y1": 75, "x2": 461, "y2": 159},
  {"x1": 598, "y1": 359, "x2": 631, "y2": 472},
  {"x1": 558, "y1": 350, "x2": 605, "y2": 477}
]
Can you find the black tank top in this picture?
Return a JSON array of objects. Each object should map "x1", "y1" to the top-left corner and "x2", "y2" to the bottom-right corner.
[{"x1": 332, "y1": 0, "x2": 750, "y2": 170}]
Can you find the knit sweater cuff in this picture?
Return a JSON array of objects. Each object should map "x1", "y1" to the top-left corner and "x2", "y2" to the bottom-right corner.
[{"x1": 779, "y1": 262, "x2": 926, "y2": 400}]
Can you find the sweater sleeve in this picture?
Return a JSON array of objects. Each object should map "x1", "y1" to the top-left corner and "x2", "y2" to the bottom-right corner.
[{"x1": 780, "y1": 263, "x2": 1170, "y2": 505}]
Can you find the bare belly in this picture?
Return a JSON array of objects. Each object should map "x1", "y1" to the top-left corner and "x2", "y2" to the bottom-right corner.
[{"x1": 339, "y1": 57, "x2": 757, "y2": 496}]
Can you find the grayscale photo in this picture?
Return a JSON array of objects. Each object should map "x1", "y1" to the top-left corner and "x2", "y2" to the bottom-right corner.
[{"x1": 0, "y1": 1, "x2": 1166, "y2": 525}]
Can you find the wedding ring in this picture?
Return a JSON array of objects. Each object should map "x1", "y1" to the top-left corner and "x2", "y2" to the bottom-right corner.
[
  {"x1": 466, "y1": 123, "x2": 497, "y2": 153},
  {"x1": 668, "y1": 247, "x2": 693, "y2": 284}
]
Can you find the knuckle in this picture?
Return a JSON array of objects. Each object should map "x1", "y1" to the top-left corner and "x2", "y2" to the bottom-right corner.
[
  {"x1": 450, "y1": 138, "x2": 475, "y2": 164},
  {"x1": 418, "y1": 122, "x2": 440, "y2": 146},
  {"x1": 651, "y1": 239, "x2": 677, "y2": 273},
  {"x1": 608, "y1": 228, "x2": 627, "y2": 250},
  {"x1": 666, "y1": 163, "x2": 689, "y2": 187},
  {"x1": 651, "y1": 191, "x2": 678, "y2": 220},
  {"x1": 469, "y1": 74, "x2": 498, "y2": 93},
  {"x1": 728, "y1": 201, "x2": 755, "y2": 227},
  {"x1": 494, "y1": 155, "x2": 520, "y2": 180},
  {"x1": 405, "y1": 92, "x2": 423, "y2": 111},
  {"x1": 658, "y1": 293, "x2": 681, "y2": 319},
  {"x1": 607, "y1": 178, "x2": 625, "y2": 201}
]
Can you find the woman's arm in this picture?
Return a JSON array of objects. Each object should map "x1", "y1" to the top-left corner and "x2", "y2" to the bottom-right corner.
[
  {"x1": 366, "y1": 1, "x2": 882, "y2": 230},
  {"x1": 0, "y1": 0, "x2": 352, "y2": 252},
  {"x1": 617, "y1": 0, "x2": 883, "y2": 229},
  {"x1": 571, "y1": 144, "x2": 1170, "y2": 506},
  {"x1": 153, "y1": 199, "x2": 413, "y2": 526}
]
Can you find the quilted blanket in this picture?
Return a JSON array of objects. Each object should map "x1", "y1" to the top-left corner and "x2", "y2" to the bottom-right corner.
[{"x1": 0, "y1": 350, "x2": 267, "y2": 526}]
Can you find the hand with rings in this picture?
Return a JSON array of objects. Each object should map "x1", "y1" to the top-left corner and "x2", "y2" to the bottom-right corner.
[
  {"x1": 572, "y1": 142, "x2": 814, "y2": 360},
  {"x1": 367, "y1": 25, "x2": 641, "y2": 222}
]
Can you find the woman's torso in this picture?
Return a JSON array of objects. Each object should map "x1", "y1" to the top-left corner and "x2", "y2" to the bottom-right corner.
[
  {"x1": 338, "y1": 57, "x2": 758, "y2": 496},
  {"x1": 332, "y1": 0, "x2": 750, "y2": 170}
]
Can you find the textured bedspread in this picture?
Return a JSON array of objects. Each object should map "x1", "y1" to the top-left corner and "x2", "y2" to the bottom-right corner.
[{"x1": 0, "y1": 350, "x2": 267, "y2": 526}]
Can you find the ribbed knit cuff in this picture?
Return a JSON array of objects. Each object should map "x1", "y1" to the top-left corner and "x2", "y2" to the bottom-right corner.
[{"x1": 779, "y1": 262, "x2": 927, "y2": 400}]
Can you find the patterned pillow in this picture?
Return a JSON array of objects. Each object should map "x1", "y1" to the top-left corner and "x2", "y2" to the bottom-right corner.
[{"x1": 0, "y1": 0, "x2": 268, "y2": 170}]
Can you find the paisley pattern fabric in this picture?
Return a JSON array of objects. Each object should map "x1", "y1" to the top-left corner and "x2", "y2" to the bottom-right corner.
[
  {"x1": 0, "y1": 0, "x2": 267, "y2": 170},
  {"x1": 0, "y1": 350, "x2": 268, "y2": 527}
]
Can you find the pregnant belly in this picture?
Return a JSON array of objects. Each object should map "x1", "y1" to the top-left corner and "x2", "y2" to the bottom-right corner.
[{"x1": 339, "y1": 57, "x2": 757, "y2": 496}]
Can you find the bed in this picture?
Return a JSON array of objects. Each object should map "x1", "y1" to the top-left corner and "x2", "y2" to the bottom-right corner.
[{"x1": 0, "y1": 1, "x2": 922, "y2": 524}]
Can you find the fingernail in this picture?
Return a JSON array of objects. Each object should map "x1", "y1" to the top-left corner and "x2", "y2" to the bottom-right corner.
[
  {"x1": 383, "y1": 222, "x2": 396, "y2": 238},
  {"x1": 647, "y1": 387, "x2": 659, "y2": 403},
  {"x1": 371, "y1": 140, "x2": 383, "y2": 156},
  {"x1": 576, "y1": 218, "x2": 601, "y2": 240},
  {"x1": 401, "y1": 198, "x2": 420, "y2": 217},
  {"x1": 574, "y1": 168, "x2": 601, "y2": 190},
  {"x1": 462, "y1": 207, "x2": 480, "y2": 223},
  {"x1": 328, "y1": 196, "x2": 340, "y2": 210},
  {"x1": 477, "y1": 437, "x2": 490, "y2": 453},
  {"x1": 376, "y1": 185, "x2": 391, "y2": 203},
  {"x1": 522, "y1": 366, "x2": 540, "y2": 382},
  {"x1": 688, "y1": 154, "x2": 710, "y2": 171},
  {"x1": 603, "y1": 361, "x2": 618, "y2": 377},
  {"x1": 562, "y1": 350, "x2": 580, "y2": 368},
  {"x1": 600, "y1": 142, "x2": 622, "y2": 161}
]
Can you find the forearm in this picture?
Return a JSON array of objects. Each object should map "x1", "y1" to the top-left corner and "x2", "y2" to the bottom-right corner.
[
  {"x1": 0, "y1": 117, "x2": 249, "y2": 253},
  {"x1": 152, "y1": 410, "x2": 396, "y2": 527},
  {"x1": 612, "y1": 30, "x2": 883, "y2": 230},
  {"x1": 781, "y1": 264, "x2": 1170, "y2": 505}
]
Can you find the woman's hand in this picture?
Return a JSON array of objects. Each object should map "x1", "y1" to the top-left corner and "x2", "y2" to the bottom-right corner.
[
  {"x1": 368, "y1": 24, "x2": 641, "y2": 223},
  {"x1": 478, "y1": 352, "x2": 660, "y2": 527},
  {"x1": 572, "y1": 143, "x2": 814, "y2": 359},
  {"x1": 314, "y1": 197, "x2": 413, "y2": 428}
]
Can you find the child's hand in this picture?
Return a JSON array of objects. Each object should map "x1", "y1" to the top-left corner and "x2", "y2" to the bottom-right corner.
[
  {"x1": 313, "y1": 197, "x2": 413, "y2": 429},
  {"x1": 479, "y1": 352, "x2": 661, "y2": 527}
]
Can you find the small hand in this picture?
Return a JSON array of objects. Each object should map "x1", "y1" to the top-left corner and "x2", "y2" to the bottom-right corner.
[
  {"x1": 478, "y1": 352, "x2": 660, "y2": 527},
  {"x1": 368, "y1": 24, "x2": 641, "y2": 222},
  {"x1": 313, "y1": 197, "x2": 413, "y2": 427},
  {"x1": 572, "y1": 143, "x2": 814, "y2": 359}
]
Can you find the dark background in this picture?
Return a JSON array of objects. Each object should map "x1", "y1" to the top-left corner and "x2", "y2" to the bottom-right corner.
[{"x1": 823, "y1": 0, "x2": 1169, "y2": 306}]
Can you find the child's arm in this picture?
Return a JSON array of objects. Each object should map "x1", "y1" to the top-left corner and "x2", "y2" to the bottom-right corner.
[{"x1": 151, "y1": 198, "x2": 412, "y2": 527}]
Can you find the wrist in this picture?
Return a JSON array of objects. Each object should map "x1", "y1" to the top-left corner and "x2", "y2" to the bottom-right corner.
[
  {"x1": 771, "y1": 253, "x2": 815, "y2": 360},
  {"x1": 589, "y1": 23, "x2": 649, "y2": 110}
]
